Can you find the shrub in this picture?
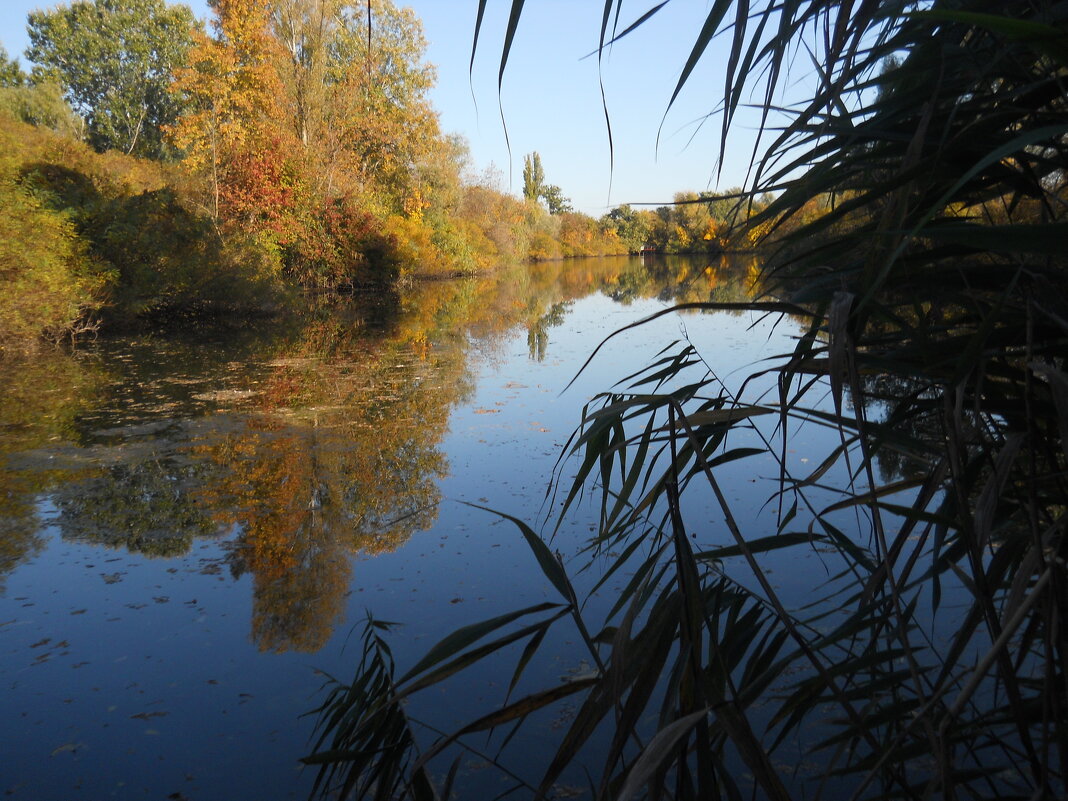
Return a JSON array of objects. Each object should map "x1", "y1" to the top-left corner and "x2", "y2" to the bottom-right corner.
[{"x1": 0, "y1": 118, "x2": 106, "y2": 350}]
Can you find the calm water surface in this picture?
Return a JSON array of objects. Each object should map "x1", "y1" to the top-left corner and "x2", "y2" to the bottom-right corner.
[{"x1": 1, "y1": 255, "x2": 833, "y2": 799}]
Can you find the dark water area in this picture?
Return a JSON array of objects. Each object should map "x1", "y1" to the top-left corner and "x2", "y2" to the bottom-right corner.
[{"x1": 0, "y1": 254, "x2": 845, "y2": 799}]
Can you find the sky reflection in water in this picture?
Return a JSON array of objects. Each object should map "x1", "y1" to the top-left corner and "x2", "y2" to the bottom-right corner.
[{"x1": 0, "y1": 254, "x2": 825, "y2": 799}]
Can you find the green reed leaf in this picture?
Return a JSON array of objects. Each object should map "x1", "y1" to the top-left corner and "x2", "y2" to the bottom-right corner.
[{"x1": 398, "y1": 601, "x2": 564, "y2": 685}]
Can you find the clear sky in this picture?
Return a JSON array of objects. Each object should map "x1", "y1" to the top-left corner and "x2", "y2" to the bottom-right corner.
[{"x1": 0, "y1": 1, "x2": 767, "y2": 216}]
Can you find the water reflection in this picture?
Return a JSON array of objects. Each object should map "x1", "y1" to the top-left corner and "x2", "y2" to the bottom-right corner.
[
  {"x1": 0, "y1": 351, "x2": 107, "y2": 588},
  {"x1": 54, "y1": 455, "x2": 216, "y2": 557},
  {"x1": 0, "y1": 254, "x2": 768, "y2": 651}
]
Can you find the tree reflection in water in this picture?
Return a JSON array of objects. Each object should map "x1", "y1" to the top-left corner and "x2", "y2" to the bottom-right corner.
[
  {"x1": 0, "y1": 350, "x2": 106, "y2": 590},
  {"x1": 191, "y1": 328, "x2": 464, "y2": 652},
  {"x1": 0, "y1": 255, "x2": 774, "y2": 650}
]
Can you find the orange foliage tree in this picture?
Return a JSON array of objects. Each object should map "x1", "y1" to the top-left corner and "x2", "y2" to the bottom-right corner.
[{"x1": 168, "y1": 0, "x2": 297, "y2": 241}]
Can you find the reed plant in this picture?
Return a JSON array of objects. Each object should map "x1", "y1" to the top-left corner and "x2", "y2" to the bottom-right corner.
[{"x1": 305, "y1": 1, "x2": 1068, "y2": 798}]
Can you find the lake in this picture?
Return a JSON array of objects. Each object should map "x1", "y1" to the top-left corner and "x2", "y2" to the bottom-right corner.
[{"x1": 1, "y1": 254, "x2": 842, "y2": 799}]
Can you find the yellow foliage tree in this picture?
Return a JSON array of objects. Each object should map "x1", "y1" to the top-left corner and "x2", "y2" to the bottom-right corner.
[{"x1": 169, "y1": 0, "x2": 295, "y2": 238}]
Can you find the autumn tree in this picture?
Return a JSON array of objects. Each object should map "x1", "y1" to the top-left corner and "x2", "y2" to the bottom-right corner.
[
  {"x1": 269, "y1": 0, "x2": 342, "y2": 195},
  {"x1": 175, "y1": 0, "x2": 486, "y2": 283},
  {"x1": 169, "y1": 0, "x2": 295, "y2": 237},
  {"x1": 336, "y1": 1, "x2": 438, "y2": 208},
  {"x1": 268, "y1": 0, "x2": 471, "y2": 280},
  {"x1": 27, "y1": 0, "x2": 196, "y2": 158},
  {"x1": 268, "y1": 1, "x2": 438, "y2": 200}
]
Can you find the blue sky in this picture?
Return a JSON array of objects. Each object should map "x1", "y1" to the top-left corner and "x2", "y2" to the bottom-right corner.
[{"x1": 0, "y1": 1, "x2": 766, "y2": 215}]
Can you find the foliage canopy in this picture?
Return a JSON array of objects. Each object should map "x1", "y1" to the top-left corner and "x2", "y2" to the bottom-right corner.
[{"x1": 27, "y1": 0, "x2": 198, "y2": 159}]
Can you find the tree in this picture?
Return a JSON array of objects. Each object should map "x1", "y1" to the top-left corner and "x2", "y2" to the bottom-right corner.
[
  {"x1": 703, "y1": 187, "x2": 745, "y2": 226},
  {"x1": 271, "y1": 0, "x2": 439, "y2": 206},
  {"x1": 169, "y1": 0, "x2": 294, "y2": 234},
  {"x1": 1, "y1": 46, "x2": 83, "y2": 136},
  {"x1": 270, "y1": 0, "x2": 333, "y2": 151},
  {"x1": 171, "y1": 0, "x2": 468, "y2": 284},
  {"x1": 27, "y1": 0, "x2": 197, "y2": 158},
  {"x1": 522, "y1": 150, "x2": 543, "y2": 200},
  {"x1": 0, "y1": 47, "x2": 27, "y2": 88},
  {"x1": 264, "y1": 0, "x2": 451, "y2": 280},
  {"x1": 540, "y1": 183, "x2": 572, "y2": 215},
  {"x1": 0, "y1": 152, "x2": 104, "y2": 348},
  {"x1": 602, "y1": 204, "x2": 650, "y2": 252},
  {"x1": 523, "y1": 151, "x2": 571, "y2": 213},
  {"x1": 0, "y1": 80, "x2": 84, "y2": 138}
]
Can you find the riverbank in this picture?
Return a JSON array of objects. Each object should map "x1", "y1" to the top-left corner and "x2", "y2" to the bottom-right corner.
[{"x1": 1, "y1": 111, "x2": 645, "y2": 352}]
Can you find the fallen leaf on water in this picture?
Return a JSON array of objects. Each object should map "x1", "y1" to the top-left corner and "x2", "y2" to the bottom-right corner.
[
  {"x1": 50, "y1": 742, "x2": 85, "y2": 757},
  {"x1": 552, "y1": 785, "x2": 585, "y2": 798},
  {"x1": 130, "y1": 711, "x2": 168, "y2": 721}
]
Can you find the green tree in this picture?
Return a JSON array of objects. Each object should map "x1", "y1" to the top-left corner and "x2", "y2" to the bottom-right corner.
[
  {"x1": 602, "y1": 203, "x2": 650, "y2": 252},
  {"x1": 703, "y1": 187, "x2": 744, "y2": 226},
  {"x1": 523, "y1": 151, "x2": 572, "y2": 213},
  {"x1": 522, "y1": 150, "x2": 543, "y2": 201},
  {"x1": 0, "y1": 80, "x2": 84, "y2": 137},
  {"x1": 0, "y1": 46, "x2": 82, "y2": 138},
  {"x1": 26, "y1": 0, "x2": 197, "y2": 158},
  {"x1": 667, "y1": 190, "x2": 714, "y2": 250},
  {"x1": 0, "y1": 120, "x2": 106, "y2": 348},
  {"x1": 0, "y1": 47, "x2": 27, "y2": 88},
  {"x1": 540, "y1": 182, "x2": 572, "y2": 215}
]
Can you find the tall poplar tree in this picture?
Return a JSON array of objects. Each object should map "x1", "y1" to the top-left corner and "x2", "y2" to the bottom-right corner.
[{"x1": 522, "y1": 151, "x2": 544, "y2": 201}]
